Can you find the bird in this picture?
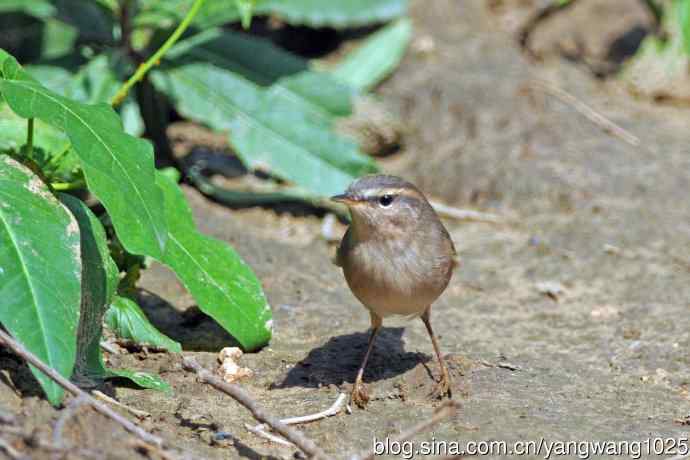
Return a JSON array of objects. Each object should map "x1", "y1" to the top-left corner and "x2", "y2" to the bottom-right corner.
[{"x1": 331, "y1": 174, "x2": 457, "y2": 408}]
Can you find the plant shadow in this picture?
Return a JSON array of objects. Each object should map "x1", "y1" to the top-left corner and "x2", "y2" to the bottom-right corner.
[
  {"x1": 136, "y1": 289, "x2": 242, "y2": 351},
  {"x1": 271, "y1": 327, "x2": 429, "y2": 389}
]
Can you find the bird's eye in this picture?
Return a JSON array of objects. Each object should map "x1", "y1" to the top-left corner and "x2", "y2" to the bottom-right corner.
[{"x1": 378, "y1": 194, "x2": 394, "y2": 207}]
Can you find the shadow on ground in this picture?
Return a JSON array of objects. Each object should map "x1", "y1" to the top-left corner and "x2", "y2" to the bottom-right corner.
[{"x1": 272, "y1": 328, "x2": 429, "y2": 388}]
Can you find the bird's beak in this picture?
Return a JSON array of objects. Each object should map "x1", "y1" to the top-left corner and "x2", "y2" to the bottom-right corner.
[{"x1": 330, "y1": 193, "x2": 354, "y2": 204}]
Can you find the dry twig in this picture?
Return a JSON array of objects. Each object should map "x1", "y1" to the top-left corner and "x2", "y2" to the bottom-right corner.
[
  {"x1": 529, "y1": 80, "x2": 640, "y2": 147},
  {"x1": 182, "y1": 356, "x2": 329, "y2": 459},
  {"x1": 0, "y1": 329, "x2": 163, "y2": 448},
  {"x1": 0, "y1": 436, "x2": 23, "y2": 459},
  {"x1": 93, "y1": 390, "x2": 151, "y2": 420},
  {"x1": 429, "y1": 200, "x2": 504, "y2": 224},
  {"x1": 52, "y1": 395, "x2": 89, "y2": 448},
  {"x1": 244, "y1": 423, "x2": 294, "y2": 447},
  {"x1": 246, "y1": 393, "x2": 347, "y2": 447}
]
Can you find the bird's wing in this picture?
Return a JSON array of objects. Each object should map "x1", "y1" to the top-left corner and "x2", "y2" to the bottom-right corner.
[{"x1": 333, "y1": 227, "x2": 350, "y2": 267}]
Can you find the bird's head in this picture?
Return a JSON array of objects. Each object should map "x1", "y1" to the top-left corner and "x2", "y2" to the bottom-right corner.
[{"x1": 331, "y1": 175, "x2": 432, "y2": 239}]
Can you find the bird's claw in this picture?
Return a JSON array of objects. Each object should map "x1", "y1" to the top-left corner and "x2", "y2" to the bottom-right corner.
[
  {"x1": 350, "y1": 380, "x2": 370, "y2": 409},
  {"x1": 430, "y1": 370, "x2": 452, "y2": 400}
]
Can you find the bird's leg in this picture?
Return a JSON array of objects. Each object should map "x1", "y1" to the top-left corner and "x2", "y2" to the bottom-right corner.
[
  {"x1": 421, "y1": 308, "x2": 452, "y2": 399},
  {"x1": 351, "y1": 311, "x2": 382, "y2": 409}
]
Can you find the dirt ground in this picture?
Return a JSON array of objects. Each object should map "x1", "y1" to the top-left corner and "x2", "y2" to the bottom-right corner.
[{"x1": 3, "y1": 0, "x2": 690, "y2": 458}]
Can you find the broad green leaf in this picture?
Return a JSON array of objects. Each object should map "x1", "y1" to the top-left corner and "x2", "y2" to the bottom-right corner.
[
  {"x1": 0, "y1": 156, "x2": 81, "y2": 405},
  {"x1": 156, "y1": 172, "x2": 272, "y2": 350},
  {"x1": 333, "y1": 18, "x2": 413, "y2": 91},
  {"x1": 60, "y1": 194, "x2": 119, "y2": 383},
  {"x1": 0, "y1": 0, "x2": 55, "y2": 18},
  {"x1": 167, "y1": 28, "x2": 307, "y2": 86},
  {"x1": 167, "y1": 28, "x2": 353, "y2": 123},
  {"x1": 256, "y1": 0, "x2": 409, "y2": 28},
  {"x1": 269, "y1": 72, "x2": 354, "y2": 124},
  {"x1": 41, "y1": 19, "x2": 79, "y2": 60},
  {"x1": 106, "y1": 368, "x2": 171, "y2": 393},
  {"x1": 27, "y1": 55, "x2": 144, "y2": 136},
  {"x1": 152, "y1": 63, "x2": 377, "y2": 196},
  {"x1": 168, "y1": 29, "x2": 355, "y2": 125},
  {"x1": 0, "y1": 104, "x2": 67, "y2": 152},
  {"x1": 51, "y1": 0, "x2": 115, "y2": 44},
  {"x1": 135, "y1": 0, "x2": 241, "y2": 29},
  {"x1": 0, "y1": 49, "x2": 167, "y2": 259},
  {"x1": 0, "y1": 105, "x2": 81, "y2": 182},
  {"x1": 137, "y1": 0, "x2": 407, "y2": 29},
  {"x1": 105, "y1": 296, "x2": 181, "y2": 353},
  {"x1": 678, "y1": 0, "x2": 690, "y2": 55},
  {"x1": 235, "y1": 0, "x2": 256, "y2": 29}
]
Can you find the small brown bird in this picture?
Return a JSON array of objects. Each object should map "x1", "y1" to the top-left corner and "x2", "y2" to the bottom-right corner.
[{"x1": 332, "y1": 174, "x2": 457, "y2": 408}]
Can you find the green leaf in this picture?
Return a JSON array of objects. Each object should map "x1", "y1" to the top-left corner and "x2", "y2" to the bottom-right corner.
[
  {"x1": 167, "y1": 28, "x2": 353, "y2": 123},
  {"x1": 137, "y1": 0, "x2": 408, "y2": 29},
  {"x1": 152, "y1": 62, "x2": 377, "y2": 196},
  {"x1": 0, "y1": 103, "x2": 67, "y2": 153},
  {"x1": 167, "y1": 28, "x2": 308, "y2": 86},
  {"x1": 135, "y1": 0, "x2": 241, "y2": 29},
  {"x1": 235, "y1": 0, "x2": 255, "y2": 29},
  {"x1": 0, "y1": 0, "x2": 55, "y2": 18},
  {"x1": 106, "y1": 368, "x2": 171, "y2": 393},
  {"x1": 105, "y1": 296, "x2": 181, "y2": 353},
  {"x1": 255, "y1": 0, "x2": 409, "y2": 28},
  {"x1": 0, "y1": 49, "x2": 168, "y2": 259},
  {"x1": 51, "y1": 0, "x2": 115, "y2": 44},
  {"x1": 0, "y1": 155, "x2": 81, "y2": 405},
  {"x1": 156, "y1": 172, "x2": 273, "y2": 350},
  {"x1": 60, "y1": 194, "x2": 119, "y2": 383},
  {"x1": 677, "y1": 0, "x2": 690, "y2": 55},
  {"x1": 333, "y1": 18, "x2": 413, "y2": 91},
  {"x1": 27, "y1": 55, "x2": 144, "y2": 136}
]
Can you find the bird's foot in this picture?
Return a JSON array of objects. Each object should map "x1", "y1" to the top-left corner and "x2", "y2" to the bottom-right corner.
[
  {"x1": 430, "y1": 368, "x2": 452, "y2": 400},
  {"x1": 350, "y1": 379, "x2": 370, "y2": 409}
]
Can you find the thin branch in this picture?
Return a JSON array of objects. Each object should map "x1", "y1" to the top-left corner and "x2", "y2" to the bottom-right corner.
[
  {"x1": 280, "y1": 393, "x2": 347, "y2": 425},
  {"x1": 25, "y1": 118, "x2": 34, "y2": 159},
  {"x1": 110, "y1": 0, "x2": 207, "y2": 107},
  {"x1": 0, "y1": 329, "x2": 163, "y2": 448},
  {"x1": 247, "y1": 393, "x2": 347, "y2": 447},
  {"x1": 52, "y1": 395, "x2": 89, "y2": 448},
  {"x1": 244, "y1": 423, "x2": 294, "y2": 447},
  {"x1": 0, "y1": 436, "x2": 23, "y2": 460},
  {"x1": 428, "y1": 200, "x2": 504, "y2": 224},
  {"x1": 357, "y1": 400, "x2": 458, "y2": 460},
  {"x1": 181, "y1": 357, "x2": 330, "y2": 459},
  {"x1": 93, "y1": 390, "x2": 151, "y2": 420},
  {"x1": 529, "y1": 80, "x2": 641, "y2": 147}
]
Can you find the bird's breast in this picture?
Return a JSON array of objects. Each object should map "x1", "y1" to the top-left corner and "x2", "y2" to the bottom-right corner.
[{"x1": 342, "y1": 234, "x2": 453, "y2": 317}]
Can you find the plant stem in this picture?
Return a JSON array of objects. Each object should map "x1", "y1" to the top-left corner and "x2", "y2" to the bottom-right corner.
[
  {"x1": 51, "y1": 179, "x2": 86, "y2": 191},
  {"x1": 26, "y1": 118, "x2": 34, "y2": 158},
  {"x1": 45, "y1": 142, "x2": 72, "y2": 170},
  {"x1": 110, "y1": 0, "x2": 207, "y2": 107}
]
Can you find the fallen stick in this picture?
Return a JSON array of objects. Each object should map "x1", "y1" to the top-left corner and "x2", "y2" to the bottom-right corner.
[
  {"x1": 244, "y1": 423, "x2": 293, "y2": 447},
  {"x1": 247, "y1": 393, "x2": 347, "y2": 447},
  {"x1": 52, "y1": 394, "x2": 89, "y2": 448},
  {"x1": 0, "y1": 329, "x2": 163, "y2": 448},
  {"x1": 429, "y1": 200, "x2": 504, "y2": 224},
  {"x1": 182, "y1": 356, "x2": 330, "y2": 459},
  {"x1": 93, "y1": 390, "x2": 151, "y2": 420},
  {"x1": 529, "y1": 80, "x2": 641, "y2": 147}
]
